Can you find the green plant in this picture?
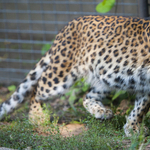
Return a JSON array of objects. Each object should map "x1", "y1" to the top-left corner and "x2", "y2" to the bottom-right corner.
[
  {"x1": 42, "y1": 103, "x2": 60, "y2": 126},
  {"x1": 112, "y1": 90, "x2": 126, "y2": 100},
  {"x1": 7, "y1": 85, "x2": 16, "y2": 92},
  {"x1": 41, "y1": 44, "x2": 51, "y2": 55},
  {"x1": 96, "y1": 0, "x2": 116, "y2": 13},
  {"x1": 41, "y1": 41, "x2": 54, "y2": 56},
  {"x1": 61, "y1": 78, "x2": 90, "y2": 111}
]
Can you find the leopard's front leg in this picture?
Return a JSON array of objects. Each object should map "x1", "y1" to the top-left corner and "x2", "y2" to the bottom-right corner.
[
  {"x1": 83, "y1": 86, "x2": 113, "y2": 119},
  {"x1": 123, "y1": 93, "x2": 150, "y2": 137}
]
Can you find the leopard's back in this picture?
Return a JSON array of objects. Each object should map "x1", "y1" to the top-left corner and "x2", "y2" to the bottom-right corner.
[{"x1": 40, "y1": 15, "x2": 150, "y2": 95}]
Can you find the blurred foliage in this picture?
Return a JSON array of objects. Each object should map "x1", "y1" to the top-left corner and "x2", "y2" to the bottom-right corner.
[
  {"x1": 41, "y1": 44, "x2": 52, "y2": 55},
  {"x1": 96, "y1": 0, "x2": 115, "y2": 13},
  {"x1": 41, "y1": 40, "x2": 54, "y2": 56},
  {"x1": 61, "y1": 78, "x2": 90, "y2": 111},
  {"x1": 8, "y1": 85, "x2": 16, "y2": 92}
]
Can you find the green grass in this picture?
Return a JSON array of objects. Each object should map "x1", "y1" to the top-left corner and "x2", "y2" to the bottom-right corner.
[
  {"x1": 0, "y1": 116, "x2": 124, "y2": 149},
  {"x1": 1, "y1": 110, "x2": 150, "y2": 150},
  {"x1": 1, "y1": 88, "x2": 150, "y2": 149}
]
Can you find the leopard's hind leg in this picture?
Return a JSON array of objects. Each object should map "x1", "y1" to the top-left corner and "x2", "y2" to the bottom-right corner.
[
  {"x1": 28, "y1": 91, "x2": 48, "y2": 125},
  {"x1": 32, "y1": 64, "x2": 77, "y2": 118}
]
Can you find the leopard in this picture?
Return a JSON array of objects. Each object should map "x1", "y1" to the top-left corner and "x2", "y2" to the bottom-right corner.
[{"x1": 1, "y1": 15, "x2": 150, "y2": 137}]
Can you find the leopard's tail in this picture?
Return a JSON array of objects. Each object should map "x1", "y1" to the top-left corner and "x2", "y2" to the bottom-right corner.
[{"x1": 0, "y1": 51, "x2": 51, "y2": 120}]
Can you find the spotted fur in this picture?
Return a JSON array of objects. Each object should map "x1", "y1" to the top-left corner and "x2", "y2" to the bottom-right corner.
[{"x1": 1, "y1": 15, "x2": 150, "y2": 136}]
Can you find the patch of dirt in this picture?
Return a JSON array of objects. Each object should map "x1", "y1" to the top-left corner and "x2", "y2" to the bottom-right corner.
[
  {"x1": 120, "y1": 139, "x2": 131, "y2": 149},
  {"x1": 0, "y1": 122, "x2": 11, "y2": 126},
  {"x1": 0, "y1": 87, "x2": 8, "y2": 94},
  {"x1": 59, "y1": 123, "x2": 88, "y2": 137},
  {"x1": 34, "y1": 123, "x2": 88, "y2": 137},
  {"x1": 116, "y1": 99, "x2": 131, "y2": 115}
]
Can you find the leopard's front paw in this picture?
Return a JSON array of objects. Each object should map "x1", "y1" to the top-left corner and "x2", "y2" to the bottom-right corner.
[
  {"x1": 83, "y1": 99, "x2": 113, "y2": 119},
  {"x1": 91, "y1": 107, "x2": 113, "y2": 119}
]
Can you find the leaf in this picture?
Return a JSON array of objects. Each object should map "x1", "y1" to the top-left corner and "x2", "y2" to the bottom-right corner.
[
  {"x1": 81, "y1": 77, "x2": 85, "y2": 82},
  {"x1": 69, "y1": 95, "x2": 76, "y2": 102},
  {"x1": 8, "y1": 85, "x2": 16, "y2": 92},
  {"x1": 65, "y1": 91, "x2": 72, "y2": 96},
  {"x1": 96, "y1": 0, "x2": 115, "y2": 13},
  {"x1": 126, "y1": 106, "x2": 133, "y2": 115},
  {"x1": 74, "y1": 81, "x2": 80, "y2": 87},
  {"x1": 70, "y1": 121, "x2": 81, "y2": 124},
  {"x1": 112, "y1": 90, "x2": 126, "y2": 101},
  {"x1": 79, "y1": 98, "x2": 83, "y2": 103},
  {"x1": 76, "y1": 81, "x2": 82, "y2": 86},
  {"x1": 82, "y1": 85, "x2": 89, "y2": 92},
  {"x1": 74, "y1": 88, "x2": 80, "y2": 93},
  {"x1": 41, "y1": 44, "x2": 51, "y2": 55},
  {"x1": 103, "y1": 98, "x2": 112, "y2": 105},
  {"x1": 82, "y1": 83, "x2": 90, "y2": 92},
  {"x1": 69, "y1": 95, "x2": 77, "y2": 111},
  {"x1": 60, "y1": 96, "x2": 66, "y2": 100}
]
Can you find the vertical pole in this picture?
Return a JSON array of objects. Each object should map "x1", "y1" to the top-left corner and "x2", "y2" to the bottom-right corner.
[{"x1": 138, "y1": 0, "x2": 149, "y2": 18}]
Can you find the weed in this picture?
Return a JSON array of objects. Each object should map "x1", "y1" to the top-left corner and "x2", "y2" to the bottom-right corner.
[{"x1": 61, "y1": 77, "x2": 90, "y2": 111}]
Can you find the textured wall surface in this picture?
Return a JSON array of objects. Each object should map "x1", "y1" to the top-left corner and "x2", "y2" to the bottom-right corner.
[{"x1": 0, "y1": 0, "x2": 141, "y2": 84}]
